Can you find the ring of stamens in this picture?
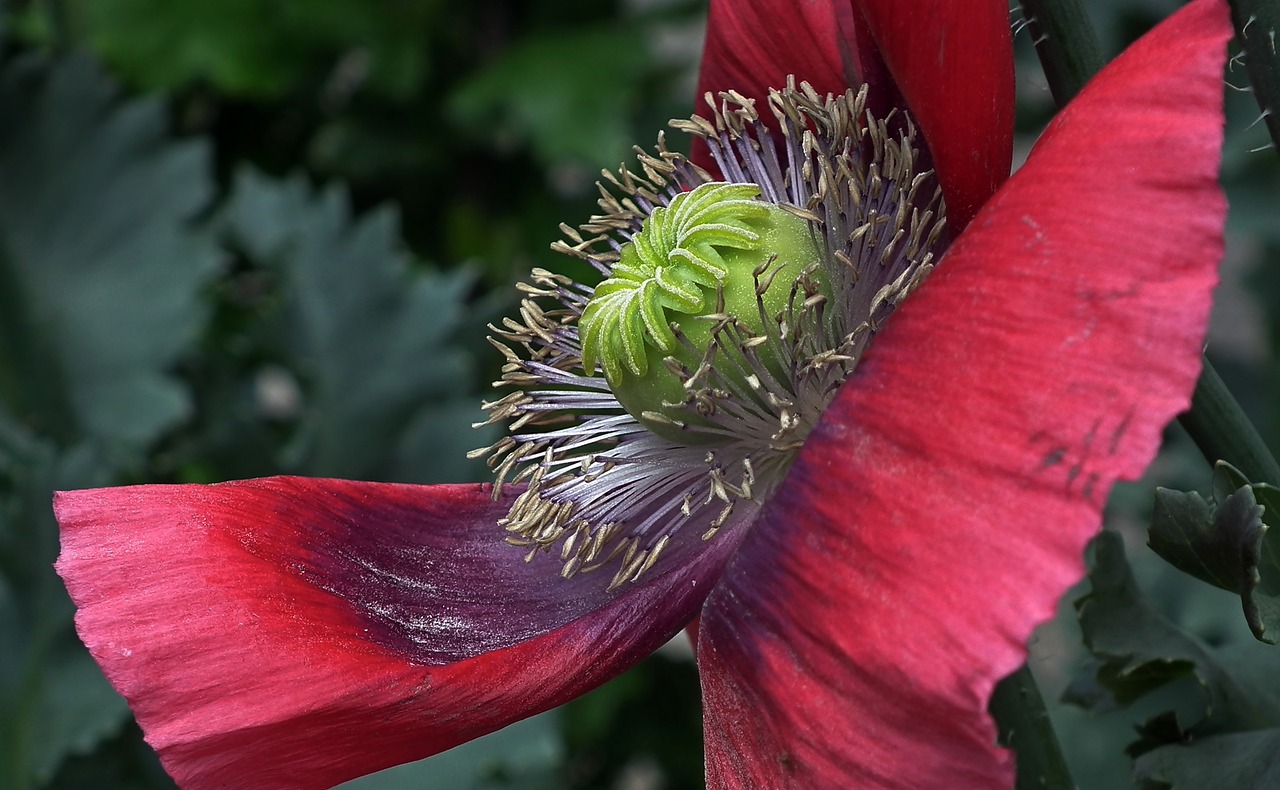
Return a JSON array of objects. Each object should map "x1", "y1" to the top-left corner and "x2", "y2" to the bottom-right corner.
[{"x1": 471, "y1": 80, "x2": 947, "y2": 590}]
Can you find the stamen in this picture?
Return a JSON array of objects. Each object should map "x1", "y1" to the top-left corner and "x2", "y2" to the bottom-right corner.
[{"x1": 474, "y1": 81, "x2": 945, "y2": 587}]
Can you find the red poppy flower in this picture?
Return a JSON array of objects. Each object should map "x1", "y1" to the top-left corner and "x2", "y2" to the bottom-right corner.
[{"x1": 55, "y1": 1, "x2": 1231, "y2": 788}]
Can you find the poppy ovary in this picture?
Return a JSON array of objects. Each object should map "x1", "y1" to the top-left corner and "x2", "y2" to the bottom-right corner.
[
  {"x1": 474, "y1": 82, "x2": 945, "y2": 589},
  {"x1": 578, "y1": 181, "x2": 829, "y2": 445}
]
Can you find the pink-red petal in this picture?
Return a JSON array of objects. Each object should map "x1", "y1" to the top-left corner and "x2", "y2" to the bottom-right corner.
[
  {"x1": 56, "y1": 478, "x2": 746, "y2": 790},
  {"x1": 692, "y1": 0, "x2": 874, "y2": 173},
  {"x1": 693, "y1": 0, "x2": 1014, "y2": 232},
  {"x1": 851, "y1": 0, "x2": 1014, "y2": 230},
  {"x1": 696, "y1": 0, "x2": 861, "y2": 114},
  {"x1": 697, "y1": 0, "x2": 1229, "y2": 786}
]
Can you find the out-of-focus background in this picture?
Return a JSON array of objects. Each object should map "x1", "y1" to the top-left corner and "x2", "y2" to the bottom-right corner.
[{"x1": 0, "y1": 1, "x2": 1276, "y2": 788}]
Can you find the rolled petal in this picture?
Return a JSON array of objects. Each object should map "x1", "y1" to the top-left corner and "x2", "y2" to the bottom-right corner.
[
  {"x1": 851, "y1": 0, "x2": 1014, "y2": 230},
  {"x1": 696, "y1": 0, "x2": 861, "y2": 111},
  {"x1": 697, "y1": 0, "x2": 1229, "y2": 786},
  {"x1": 693, "y1": 0, "x2": 1013, "y2": 232},
  {"x1": 692, "y1": 0, "x2": 878, "y2": 171},
  {"x1": 56, "y1": 477, "x2": 743, "y2": 789}
]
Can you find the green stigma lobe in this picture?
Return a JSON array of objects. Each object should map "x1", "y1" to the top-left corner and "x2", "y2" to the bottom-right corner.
[
  {"x1": 580, "y1": 182, "x2": 767, "y2": 379},
  {"x1": 578, "y1": 181, "x2": 826, "y2": 443}
]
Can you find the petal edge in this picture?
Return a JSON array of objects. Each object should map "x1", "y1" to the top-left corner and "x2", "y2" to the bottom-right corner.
[
  {"x1": 57, "y1": 478, "x2": 743, "y2": 789},
  {"x1": 698, "y1": 0, "x2": 1229, "y2": 785}
]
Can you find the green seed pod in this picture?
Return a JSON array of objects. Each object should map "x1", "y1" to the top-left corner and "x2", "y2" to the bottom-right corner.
[{"x1": 579, "y1": 182, "x2": 826, "y2": 443}]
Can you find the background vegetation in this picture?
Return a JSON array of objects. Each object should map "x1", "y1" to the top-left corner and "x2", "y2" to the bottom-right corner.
[{"x1": 0, "y1": 0, "x2": 1277, "y2": 788}]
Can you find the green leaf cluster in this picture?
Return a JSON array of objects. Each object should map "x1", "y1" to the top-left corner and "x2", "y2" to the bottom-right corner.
[
  {"x1": 1072, "y1": 532, "x2": 1280, "y2": 789},
  {"x1": 1149, "y1": 462, "x2": 1280, "y2": 643},
  {"x1": 71, "y1": 0, "x2": 437, "y2": 100}
]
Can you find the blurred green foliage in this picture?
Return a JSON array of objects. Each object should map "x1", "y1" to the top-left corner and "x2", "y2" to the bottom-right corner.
[
  {"x1": 0, "y1": 55, "x2": 219, "y2": 450},
  {"x1": 0, "y1": 0, "x2": 1278, "y2": 788},
  {"x1": 72, "y1": 0, "x2": 435, "y2": 99}
]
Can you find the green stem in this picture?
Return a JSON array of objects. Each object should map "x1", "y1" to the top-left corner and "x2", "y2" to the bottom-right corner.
[
  {"x1": 1181, "y1": 360, "x2": 1280, "y2": 485},
  {"x1": 1019, "y1": 0, "x2": 1104, "y2": 105},
  {"x1": 1229, "y1": 0, "x2": 1280, "y2": 152},
  {"x1": 990, "y1": 665, "x2": 1077, "y2": 790}
]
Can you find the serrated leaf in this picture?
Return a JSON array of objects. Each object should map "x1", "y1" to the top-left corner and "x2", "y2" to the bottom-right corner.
[
  {"x1": 26, "y1": 645, "x2": 130, "y2": 784},
  {"x1": 0, "y1": 55, "x2": 219, "y2": 450},
  {"x1": 0, "y1": 421, "x2": 126, "y2": 787},
  {"x1": 1150, "y1": 462, "x2": 1280, "y2": 643},
  {"x1": 1219, "y1": 463, "x2": 1280, "y2": 636},
  {"x1": 1070, "y1": 532, "x2": 1275, "y2": 740},
  {"x1": 220, "y1": 169, "x2": 484, "y2": 481},
  {"x1": 1149, "y1": 484, "x2": 1261, "y2": 593},
  {"x1": 1135, "y1": 728, "x2": 1280, "y2": 790},
  {"x1": 1127, "y1": 711, "x2": 1191, "y2": 761}
]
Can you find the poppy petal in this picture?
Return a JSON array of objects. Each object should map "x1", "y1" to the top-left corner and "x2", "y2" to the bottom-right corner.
[
  {"x1": 56, "y1": 477, "x2": 746, "y2": 789},
  {"x1": 694, "y1": 0, "x2": 1014, "y2": 231},
  {"x1": 696, "y1": 0, "x2": 1229, "y2": 786},
  {"x1": 692, "y1": 0, "x2": 885, "y2": 172},
  {"x1": 695, "y1": 0, "x2": 860, "y2": 111},
  {"x1": 851, "y1": 0, "x2": 1015, "y2": 230}
]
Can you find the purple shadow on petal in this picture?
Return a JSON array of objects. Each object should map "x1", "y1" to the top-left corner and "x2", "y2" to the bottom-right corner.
[{"x1": 245, "y1": 479, "x2": 753, "y2": 665}]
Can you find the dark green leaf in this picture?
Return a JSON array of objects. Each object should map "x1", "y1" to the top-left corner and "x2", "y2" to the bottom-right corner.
[
  {"x1": 1070, "y1": 532, "x2": 1274, "y2": 737},
  {"x1": 0, "y1": 56, "x2": 219, "y2": 450},
  {"x1": 220, "y1": 169, "x2": 485, "y2": 482},
  {"x1": 1127, "y1": 711, "x2": 1190, "y2": 761},
  {"x1": 560, "y1": 654, "x2": 705, "y2": 789},
  {"x1": 1135, "y1": 728, "x2": 1280, "y2": 790},
  {"x1": 0, "y1": 421, "x2": 127, "y2": 788},
  {"x1": 1221, "y1": 463, "x2": 1280, "y2": 643},
  {"x1": 27, "y1": 645, "x2": 130, "y2": 784},
  {"x1": 1149, "y1": 462, "x2": 1280, "y2": 643},
  {"x1": 1149, "y1": 484, "x2": 1260, "y2": 594},
  {"x1": 43, "y1": 721, "x2": 171, "y2": 789}
]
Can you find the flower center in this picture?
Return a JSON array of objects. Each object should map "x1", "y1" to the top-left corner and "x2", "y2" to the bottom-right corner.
[
  {"x1": 472, "y1": 81, "x2": 946, "y2": 590},
  {"x1": 579, "y1": 182, "x2": 827, "y2": 444}
]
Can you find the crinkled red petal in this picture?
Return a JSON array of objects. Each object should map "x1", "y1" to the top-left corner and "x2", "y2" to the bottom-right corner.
[
  {"x1": 851, "y1": 0, "x2": 1015, "y2": 230},
  {"x1": 56, "y1": 477, "x2": 740, "y2": 789},
  {"x1": 697, "y1": 0, "x2": 1230, "y2": 786}
]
